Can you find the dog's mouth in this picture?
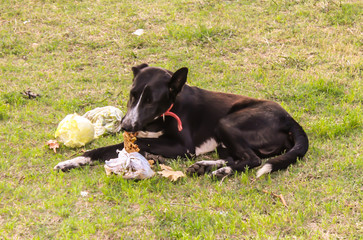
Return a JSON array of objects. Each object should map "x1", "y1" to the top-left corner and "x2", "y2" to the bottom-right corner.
[
  {"x1": 120, "y1": 120, "x2": 141, "y2": 133},
  {"x1": 120, "y1": 111, "x2": 159, "y2": 133}
]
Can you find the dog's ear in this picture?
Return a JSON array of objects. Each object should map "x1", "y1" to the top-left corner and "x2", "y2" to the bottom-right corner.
[
  {"x1": 169, "y1": 67, "x2": 188, "y2": 100},
  {"x1": 132, "y1": 63, "x2": 149, "y2": 77}
]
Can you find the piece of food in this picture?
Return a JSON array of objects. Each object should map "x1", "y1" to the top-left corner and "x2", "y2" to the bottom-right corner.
[{"x1": 123, "y1": 132, "x2": 140, "y2": 153}]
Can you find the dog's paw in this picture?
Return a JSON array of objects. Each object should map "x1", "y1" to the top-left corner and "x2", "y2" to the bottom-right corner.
[
  {"x1": 186, "y1": 160, "x2": 226, "y2": 176},
  {"x1": 186, "y1": 162, "x2": 209, "y2": 176},
  {"x1": 210, "y1": 166, "x2": 233, "y2": 179},
  {"x1": 54, "y1": 156, "x2": 91, "y2": 171},
  {"x1": 143, "y1": 152, "x2": 166, "y2": 164}
]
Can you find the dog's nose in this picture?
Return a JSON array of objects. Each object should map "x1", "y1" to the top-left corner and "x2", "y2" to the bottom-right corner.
[
  {"x1": 121, "y1": 125, "x2": 132, "y2": 132},
  {"x1": 121, "y1": 120, "x2": 132, "y2": 132},
  {"x1": 121, "y1": 118, "x2": 139, "y2": 132}
]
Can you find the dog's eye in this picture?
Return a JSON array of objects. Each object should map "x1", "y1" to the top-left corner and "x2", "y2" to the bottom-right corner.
[
  {"x1": 145, "y1": 96, "x2": 152, "y2": 104},
  {"x1": 130, "y1": 92, "x2": 137, "y2": 102}
]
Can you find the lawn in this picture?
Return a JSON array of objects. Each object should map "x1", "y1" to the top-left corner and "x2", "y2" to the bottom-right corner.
[{"x1": 0, "y1": 0, "x2": 362, "y2": 239}]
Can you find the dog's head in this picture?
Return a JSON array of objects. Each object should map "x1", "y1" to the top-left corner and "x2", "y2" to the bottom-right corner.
[{"x1": 121, "y1": 64, "x2": 188, "y2": 132}]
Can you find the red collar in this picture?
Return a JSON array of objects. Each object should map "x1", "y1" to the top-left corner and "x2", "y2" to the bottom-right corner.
[{"x1": 161, "y1": 104, "x2": 183, "y2": 131}]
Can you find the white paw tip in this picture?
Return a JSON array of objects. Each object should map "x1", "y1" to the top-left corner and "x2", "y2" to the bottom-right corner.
[
  {"x1": 211, "y1": 166, "x2": 233, "y2": 176},
  {"x1": 256, "y1": 163, "x2": 272, "y2": 178}
]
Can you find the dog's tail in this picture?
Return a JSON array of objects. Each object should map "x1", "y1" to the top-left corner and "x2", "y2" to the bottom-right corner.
[{"x1": 256, "y1": 119, "x2": 309, "y2": 178}]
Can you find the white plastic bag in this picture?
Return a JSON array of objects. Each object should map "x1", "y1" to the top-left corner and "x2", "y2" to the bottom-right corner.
[
  {"x1": 104, "y1": 149, "x2": 155, "y2": 180},
  {"x1": 55, "y1": 113, "x2": 95, "y2": 148},
  {"x1": 83, "y1": 106, "x2": 123, "y2": 138}
]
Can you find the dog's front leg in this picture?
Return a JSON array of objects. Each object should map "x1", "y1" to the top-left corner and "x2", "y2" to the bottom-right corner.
[
  {"x1": 54, "y1": 143, "x2": 124, "y2": 171},
  {"x1": 142, "y1": 152, "x2": 167, "y2": 164},
  {"x1": 137, "y1": 137, "x2": 193, "y2": 159}
]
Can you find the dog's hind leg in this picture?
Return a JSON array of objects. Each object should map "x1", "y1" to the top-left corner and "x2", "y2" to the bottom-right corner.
[
  {"x1": 187, "y1": 110, "x2": 266, "y2": 178},
  {"x1": 54, "y1": 143, "x2": 124, "y2": 171},
  {"x1": 213, "y1": 113, "x2": 265, "y2": 177},
  {"x1": 186, "y1": 160, "x2": 228, "y2": 176},
  {"x1": 187, "y1": 145, "x2": 261, "y2": 178}
]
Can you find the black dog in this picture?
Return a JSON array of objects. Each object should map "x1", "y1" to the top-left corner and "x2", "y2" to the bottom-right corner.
[{"x1": 54, "y1": 64, "x2": 308, "y2": 178}]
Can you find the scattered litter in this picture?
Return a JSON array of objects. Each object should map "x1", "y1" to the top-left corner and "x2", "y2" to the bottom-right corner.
[
  {"x1": 132, "y1": 29, "x2": 144, "y2": 36},
  {"x1": 80, "y1": 191, "x2": 88, "y2": 197},
  {"x1": 21, "y1": 90, "x2": 40, "y2": 99},
  {"x1": 219, "y1": 211, "x2": 228, "y2": 216},
  {"x1": 104, "y1": 149, "x2": 155, "y2": 179},
  {"x1": 46, "y1": 140, "x2": 60, "y2": 153},
  {"x1": 23, "y1": 20, "x2": 30, "y2": 24},
  {"x1": 83, "y1": 106, "x2": 123, "y2": 138},
  {"x1": 261, "y1": 189, "x2": 288, "y2": 208},
  {"x1": 54, "y1": 106, "x2": 122, "y2": 148},
  {"x1": 157, "y1": 164, "x2": 186, "y2": 182},
  {"x1": 55, "y1": 113, "x2": 95, "y2": 148}
]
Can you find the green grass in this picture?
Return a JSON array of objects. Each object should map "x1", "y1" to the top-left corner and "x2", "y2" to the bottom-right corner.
[{"x1": 1, "y1": 0, "x2": 362, "y2": 239}]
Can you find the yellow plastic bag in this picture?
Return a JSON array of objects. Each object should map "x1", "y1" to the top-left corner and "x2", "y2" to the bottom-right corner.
[{"x1": 55, "y1": 113, "x2": 95, "y2": 148}]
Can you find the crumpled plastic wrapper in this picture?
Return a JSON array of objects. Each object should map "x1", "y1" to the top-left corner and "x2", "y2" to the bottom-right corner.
[
  {"x1": 55, "y1": 113, "x2": 95, "y2": 148},
  {"x1": 104, "y1": 149, "x2": 155, "y2": 179},
  {"x1": 83, "y1": 106, "x2": 123, "y2": 138}
]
